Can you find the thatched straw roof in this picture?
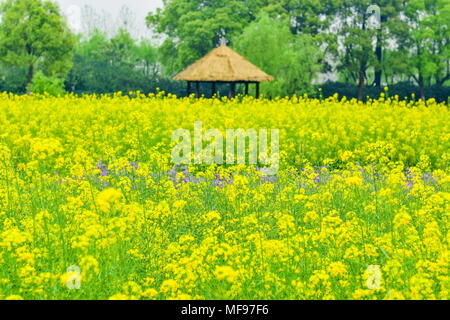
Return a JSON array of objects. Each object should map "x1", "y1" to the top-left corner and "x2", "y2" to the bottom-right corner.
[{"x1": 173, "y1": 45, "x2": 274, "y2": 82}]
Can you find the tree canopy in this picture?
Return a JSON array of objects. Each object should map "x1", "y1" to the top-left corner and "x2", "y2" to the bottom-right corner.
[
  {"x1": 234, "y1": 13, "x2": 323, "y2": 97},
  {"x1": 146, "y1": 0, "x2": 269, "y2": 75},
  {"x1": 146, "y1": 0, "x2": 449, "y2": 100},
  {"x1": 0, "y1": 0, "x2": 75, "y2": 88}
]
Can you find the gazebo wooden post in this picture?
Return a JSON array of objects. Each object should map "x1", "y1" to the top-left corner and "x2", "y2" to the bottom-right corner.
[
  {"x1": 245, "y1": 82, "x2": 249, "y2": 95},
  {"x1": 255, "y1": 82, "x2": 260, "y2": 99},
  {"x1": 211, "y1": 82, "x2": 216, "y2": 98},
  {"x1": 187, "y1": 81, "x2": 191, "y2": 96},
  {"x1": 229, "y1": 82, "x2": 236, "y2": 98},
  {"x1": 195, "y1": 81, "x2": 200, "y2": 97}
]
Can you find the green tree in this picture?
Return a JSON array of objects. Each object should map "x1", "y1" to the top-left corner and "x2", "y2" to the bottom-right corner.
[
  {"x1": 69, "y1": 29, "x2": 138, "y2": 93},
  {"x1": 146, "y1": 0, "x2": 269, "y2": 75},
  {"x1": 27, "y1": 71, "x2": 66, "y2": 96},
  {"x1": 108, "y1": 28, "x2": 140, "y2": 89},
  {"x1": 390, "y1": 0, "x2": 450, "y2": 100},
  {"x1": 262, "y1": 0, "x2": 341, "y2": 35},
  {"x1": 0, "y1": 65, "x2": 27, "y2": 93},
  {"x1": 67, "y1": 31, "x2": 110, "y2": 92},
  {"x1": 0, "y1": 0, "x2": 75, "y2": 89},
  {"x1": 67, "y1": 29, "x2": 164, "y2": 94},
  {"x1": 262, "y1": 0, "x2": 340, "y2": 75},
  {"x1": 335, "y1": 0, "x2": 378, "y2": 100},
  {"x1": 234, "y1": 13, "x2": 323, "y2": 97},
  {"x1": 372, "y1": 0, "x2": 404, "y2": 87},
  {"x1": 134, "y1": 39, "x2": 160, "y2": 79}
]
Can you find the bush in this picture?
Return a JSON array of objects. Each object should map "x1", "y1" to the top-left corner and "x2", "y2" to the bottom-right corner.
[
  {"x1": 28, "y1": 71, "x2": 66, "y2": 96},
  {"x1": 0, "y1": 65, "x2": 27, "y2": 93},
  {"x1": 318, "y1": 82, "x2": 450, "y2": 103}
]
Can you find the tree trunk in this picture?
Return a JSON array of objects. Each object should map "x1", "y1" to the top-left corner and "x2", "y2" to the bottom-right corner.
[
  {"x1": 358, "y1": 67, "x2": 366, "y2": 102},
  {"x1": 359, "y1": 13, "x2": 368, "y2": 99},
  {"x1": 374, "y1": 30, "x2": 382, "y2": 87},
  {"x1": 26, "y1": 64, "x2": 34, "y2": 93},
  {"x1": 418, "y1": 74, "x2": 426, "y2": 102}
]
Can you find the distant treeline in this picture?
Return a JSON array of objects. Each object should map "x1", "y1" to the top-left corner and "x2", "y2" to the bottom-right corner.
[
  {"x1": 0, "y1": 0, "x2": 449, "y2": 101},
  {"x1": 2, "y1": 64, "x2": 449, "y2": 103},
  {"x1": 319, "y1": 82, "x2": 450, "y2": 103}
]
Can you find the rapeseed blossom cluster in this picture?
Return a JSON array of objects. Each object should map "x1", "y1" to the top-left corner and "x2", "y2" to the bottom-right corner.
[{"x1": 0, "y1": 92, "x2": 448, "y2": 300}]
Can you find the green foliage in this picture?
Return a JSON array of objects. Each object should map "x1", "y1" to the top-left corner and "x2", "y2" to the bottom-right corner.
[
  {"x1": 68, "y1": 30, "x2": 138, "y2": 92},
  {"x1": 66, "y1": 29, "x2": 185, "y2": 96},
  {"x1": 0, "y1": 0, "x2": 75, "y2": 87},
  {"x1": 233, "y1": 13, "x2": 323, "y2": 97},
  {"x1": 0, "y1": 0, "x2": 448, "y2": 100},
  {"x1": 263, "y1": 0, "x2": 341, "y2": 37},
  {"x1": 319, "y1": 81, "x2": 450, "y2": 103},
  {"x1": 333, "y1": 0, "x2": 379, "y2": 100},
  {"x1": 27, "y1": 71, "x2": 66, "y2": 96},
  {"x1": 389, "y1": 0, "x2": 450, "y2": 99},
  {"x1": 0, "y1": 65, "x2": 27, "y2": 93},
  {"x1": 146, "y1": 0, "x2": 267, "y2": 74}
]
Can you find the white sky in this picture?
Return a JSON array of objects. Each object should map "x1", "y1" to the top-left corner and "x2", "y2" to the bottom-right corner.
[{"x1": 54, "y1": 0, "x2": 163, "y2": 38}]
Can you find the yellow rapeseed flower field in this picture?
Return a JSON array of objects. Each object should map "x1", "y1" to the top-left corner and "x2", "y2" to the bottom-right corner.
[{"x1": 0, "y1": 92, "x2": 448, "y2": 300}]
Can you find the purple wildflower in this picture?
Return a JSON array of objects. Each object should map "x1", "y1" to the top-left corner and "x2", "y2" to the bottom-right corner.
[{"x1": 97, "y1": 160, "x2": 109, "y2": 177}]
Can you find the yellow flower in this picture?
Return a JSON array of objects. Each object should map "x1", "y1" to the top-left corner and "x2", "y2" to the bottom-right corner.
[
  {"x1": 96, "y1": 188, "x2": 122, "y2": 213},
  {"x1": 204, "y1": 211, "x2": 221, "y2": 223},
  {"x1": 141, "y1": 288, "x2": 158, "y2": 299},
  {"x1": 109, "y1": 293, "x2": 130, "y2": 300},
  {"x1": 327, "y1": 262, "x2": 348, "y2": 277},
  {"x1": 160, "y1": 279, "x2": 178, "y2": 293},
  {"x1": 346, "y1": 176, "x2": 363, "y2": 187},
  {"x1": 0, "y1": 92, "x2": 447, "y2": 300},
  {"x1": 393, "y1": 210, "x2": 412, "y2": 229},
  {"x1": 215, "y1": 266, "x2": 238, "y2": 283}
]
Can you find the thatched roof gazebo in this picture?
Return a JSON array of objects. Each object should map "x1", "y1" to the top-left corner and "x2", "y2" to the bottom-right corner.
[{"x1": 173, "y1": 45, "x2": 274, "y2": 98}]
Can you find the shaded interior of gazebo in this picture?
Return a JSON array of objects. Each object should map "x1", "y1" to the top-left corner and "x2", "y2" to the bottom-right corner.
[
  {"x1": 173, "y1": 45, "x2": 274, "y2": 98},
  {"x1": 186, "y1": 80, "x2": 262, "y2": 98}
]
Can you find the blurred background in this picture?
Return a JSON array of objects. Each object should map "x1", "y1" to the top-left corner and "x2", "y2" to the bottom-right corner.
[{"x1": 0, "y1": 0, "x2": 449, "y2": 101}]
